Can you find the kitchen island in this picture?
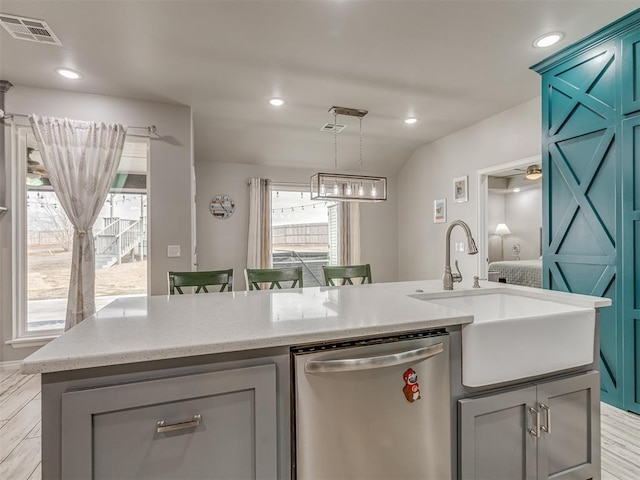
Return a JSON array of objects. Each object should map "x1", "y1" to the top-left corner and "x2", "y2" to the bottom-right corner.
[{"x1": 23, "y1": 279, "x2": 610, "y2": 479}]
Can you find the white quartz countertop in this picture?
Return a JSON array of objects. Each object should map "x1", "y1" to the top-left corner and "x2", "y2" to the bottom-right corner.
[{"x1": 21, "y1": 280, "x2": 611, "y2": 374}]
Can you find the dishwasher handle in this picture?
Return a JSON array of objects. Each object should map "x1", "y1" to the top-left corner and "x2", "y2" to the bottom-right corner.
[{"x1": 304, "y1": 342, "x2": 444, "y2": 374}]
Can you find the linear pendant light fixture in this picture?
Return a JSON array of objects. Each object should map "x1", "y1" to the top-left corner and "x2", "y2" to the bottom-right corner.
[{"x1": 310, "y1": 106, "x2": 387, "y2": 202}]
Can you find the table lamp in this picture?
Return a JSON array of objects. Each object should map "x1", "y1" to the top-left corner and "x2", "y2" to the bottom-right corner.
[{"x1": 495, "y1": 223, "x2": 511, "y2": 260}]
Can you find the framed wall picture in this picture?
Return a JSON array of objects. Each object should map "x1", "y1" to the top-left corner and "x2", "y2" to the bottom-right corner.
[
  {"x1": 453, "y1": 175, "x2": 469, "y2": 203},
  {"x1": 434, "y1": 198, "x2": 446, "y2": 223}
]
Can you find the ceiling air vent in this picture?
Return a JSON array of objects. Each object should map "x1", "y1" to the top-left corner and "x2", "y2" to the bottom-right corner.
[
  {"x1": 320, "y1": 123, "x2": 346, "y2": 133},
  {"x1": 0, "y1": 13, "x2": 62, "y2": 45}
]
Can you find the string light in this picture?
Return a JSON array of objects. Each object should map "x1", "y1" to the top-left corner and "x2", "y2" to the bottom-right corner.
[
  {"x1": 27, "y1": 193, "x2": 148, "y2": 210},
  {"x1": 271, "y1": 201, "x2": 336, "y2": 214}
]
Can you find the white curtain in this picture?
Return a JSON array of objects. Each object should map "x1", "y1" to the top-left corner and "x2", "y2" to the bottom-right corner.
[
  {"x1": 246, "y1": 178, "x2": 272, "y2": 275},
  {"x1": 29, "y1": 115, "x2": 126, "y2": 330},
  {"x1": 339, "y1": 202, "x2": 361, "y2": 265}
]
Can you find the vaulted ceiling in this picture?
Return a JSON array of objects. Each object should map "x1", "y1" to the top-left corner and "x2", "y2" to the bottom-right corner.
[{"x1": 1, "y1": 1, "x2": 637, "y2": 174}]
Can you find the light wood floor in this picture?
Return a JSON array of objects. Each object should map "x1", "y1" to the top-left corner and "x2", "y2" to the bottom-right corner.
[
  {"x1": 0, "y1": 368, "x2": 41, "y2": 480},
  {"x1": 1, "y1": 368, "x2": 639, "y2": 480}
]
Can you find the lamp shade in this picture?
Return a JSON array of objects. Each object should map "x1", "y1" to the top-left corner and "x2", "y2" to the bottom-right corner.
[{"x1": 495, "y1": 223, "x2": 511, "y2": 235}]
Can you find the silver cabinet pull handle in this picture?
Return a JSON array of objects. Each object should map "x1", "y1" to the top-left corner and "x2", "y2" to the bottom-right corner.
[
  {"x1": 305, "y1": 343, "x2": 444, "y2": 373},
  {"x1": 540, "y1": 403, "x2": 551, "y2": 434},
  {"x1": 528, "y1": 406, "x2": 540, "y2": 437},
  {"x1": 156, "y1": 414, "x2": 201, "y2": 434}
]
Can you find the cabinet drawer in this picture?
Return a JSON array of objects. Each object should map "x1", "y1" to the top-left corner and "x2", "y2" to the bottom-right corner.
[{"x1": 61, "y1": 364, "x2": 277, "y2": 480}]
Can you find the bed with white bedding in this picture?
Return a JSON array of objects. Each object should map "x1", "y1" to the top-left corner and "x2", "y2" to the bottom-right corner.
[{"x1": 488, "y1": 259, "x2": 542, "y2": 288}]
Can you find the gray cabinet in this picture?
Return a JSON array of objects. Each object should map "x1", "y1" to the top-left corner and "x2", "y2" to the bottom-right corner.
[
  {"x1": 61, "y1": 364, "x2": 277, "y2": 480},
  {"x1": 459, "y1": 371, "x2": 599, "y2": 480}
]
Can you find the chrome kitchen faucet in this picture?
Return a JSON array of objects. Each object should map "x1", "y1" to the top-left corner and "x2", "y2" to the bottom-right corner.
[{"x1": 443, "y1": 220, "x2": 478, "y2": 290}]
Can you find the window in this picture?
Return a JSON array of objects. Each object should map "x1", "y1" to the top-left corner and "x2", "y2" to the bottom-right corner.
[
  {"x1": 270, "y1": 185, "x2": 338, "y2": 287},
  {"x1": 12, "y1": 127, "x2": 149, "y2": 340}
]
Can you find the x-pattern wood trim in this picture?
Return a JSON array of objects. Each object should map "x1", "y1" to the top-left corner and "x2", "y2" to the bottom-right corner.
[
  {"x1": 590, "y1": 265, "x2": 616, "y2": 298},
  {"x1": 548, "y1": 262, "x2": 570, "y2": 291},
  {"x1": 551, "y1": 262, "x2": 616, "y2": 303},
  {"x1": 548, "y1": 197, "x2": 579, "y2": 254},
  {"x1": 548, "y1": 50, "x2": 616, "y2": 137},
  {"x1": 600, "y1": 351, "x2": 617, "y2": 392},
  {"x1": 549, "y1": 260, "x2": 615, "y2": 390},
  {"x1": 548, "y1": 135, "x2": 616, "y2": 256}
]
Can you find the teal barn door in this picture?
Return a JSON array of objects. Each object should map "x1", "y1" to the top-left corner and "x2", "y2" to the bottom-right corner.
[
  {"x1": 540, "y1": 41, "x2": 623, "y2": 408},
  {"x1": 534, "y1": 9, "x2": 640, "y2": 413}
]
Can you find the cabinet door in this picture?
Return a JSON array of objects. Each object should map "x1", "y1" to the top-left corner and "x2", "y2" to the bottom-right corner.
[
  {"x1": 459, "y1": 386, "x2": 538, "y2": 480},
  {"x1": 622, "y1": 30, "x2": 640, "y2": 115},
  {"x1": 536, "y1": 371, "x2": 600, "y2": 480},
  {"x1": 61, "y1": 364, "x2": 277, "y2": 480}
]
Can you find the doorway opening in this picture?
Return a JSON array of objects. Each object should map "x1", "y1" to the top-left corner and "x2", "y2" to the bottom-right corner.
[{"x1": 476, "y1": 155, "x2": 542, "y2": 284}]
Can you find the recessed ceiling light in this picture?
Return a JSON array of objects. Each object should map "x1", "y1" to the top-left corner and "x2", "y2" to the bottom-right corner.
[
  {"x1": 56, "y1": 68, "x2": 82, "y2": 79},
  {"x1": 533, "y1": 32, "x2": 564, "y2": 48},
  {"x1": 404, "y1": 117, "x2": 418, "y2": 125},
  {"x1": 513, "y1": 188, "x2": 521, "y2": 193},
  {"x1": 268, "y1": 98, "x2": 285, "y2": 107}
]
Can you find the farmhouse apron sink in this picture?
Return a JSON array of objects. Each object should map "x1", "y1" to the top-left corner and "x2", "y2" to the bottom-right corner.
[{"x1": 412, "y1": 291, "x2": 595, "y2": 387}]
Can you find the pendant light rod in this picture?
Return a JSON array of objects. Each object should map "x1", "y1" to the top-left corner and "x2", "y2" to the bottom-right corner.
[
  {"x1": 329, "y1": 106, "x2": 368, "y2": 118},
  {"x1": 359, "y1": 116, "x2": 363, "y2": 174},
  {"x1": 311, "y1": 105, "x2": 386, "y2": 202},
  {"x1": 334, "y1": 109, "x2": 338, "y2": 174}
]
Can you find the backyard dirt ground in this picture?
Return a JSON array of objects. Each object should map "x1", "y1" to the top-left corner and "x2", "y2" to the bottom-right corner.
[{"x1": 28, "y1": 244, "x2": 147, "y2": 300}]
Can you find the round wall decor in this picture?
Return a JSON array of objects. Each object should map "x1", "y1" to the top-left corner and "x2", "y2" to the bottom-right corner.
[{"x1": 210, "y1": 194, "x2": 235, "y2": 219}]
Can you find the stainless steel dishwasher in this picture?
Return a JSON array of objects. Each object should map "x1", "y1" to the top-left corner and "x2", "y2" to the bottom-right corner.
[{"x1": 292, "y1": 330, "x2": 451, "y2": 480}]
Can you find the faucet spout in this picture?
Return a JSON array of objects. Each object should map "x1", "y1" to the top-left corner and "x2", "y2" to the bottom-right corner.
[{"x1": 443, "y1": 220, "x2": 478, "y2": 290}]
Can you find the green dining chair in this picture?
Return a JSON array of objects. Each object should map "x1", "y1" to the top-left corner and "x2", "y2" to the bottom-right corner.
[
  {"x1": 168, "y1": 269, "x2": 234, "y2": 294},
  {"x1": 245, "y1": 267, "x2": 303, "y2": 290},
  {"x1": 323, "y1": 264, "x2": 372, "y2": 286}
]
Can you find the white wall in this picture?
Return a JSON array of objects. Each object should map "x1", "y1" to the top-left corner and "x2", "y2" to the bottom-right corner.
[
  {"x1": 195, "y1": 162, "x2": 398, "y2": 289},
  {"x1": 1, "y1": 85, "x2": 193, "y2": 362},
  {"x1": 397, "y1": 97, "x2": 541, "y2": 282},
  {"x1": 504, "y1": 188, "x2": 542, "y2": 261}
]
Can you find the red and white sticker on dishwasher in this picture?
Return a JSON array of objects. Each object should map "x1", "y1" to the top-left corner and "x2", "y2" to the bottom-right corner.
[{"x1": 402, "y1": 368, "x2": 421, "y2": 403}]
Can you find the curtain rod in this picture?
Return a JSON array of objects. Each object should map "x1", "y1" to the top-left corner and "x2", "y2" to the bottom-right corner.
[
  {"x1": 250, "y1": 181, "x2": 308, "y2": 187},
  {"x1": 0, "y1": 109, "x2": 158, "y2": 136}
]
